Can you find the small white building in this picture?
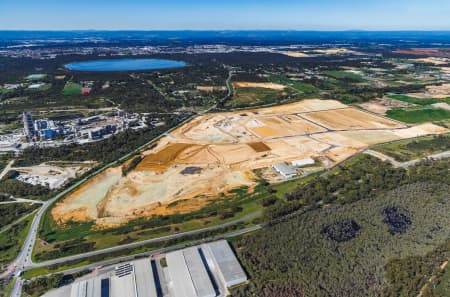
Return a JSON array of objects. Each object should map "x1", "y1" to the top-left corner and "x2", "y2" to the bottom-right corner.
[
  {"x1": 292, "y1": 157, "x2": 315, "y2": 167},
  {"x1": 272, "y1": 162, "x2": 297, "y2": 178}
]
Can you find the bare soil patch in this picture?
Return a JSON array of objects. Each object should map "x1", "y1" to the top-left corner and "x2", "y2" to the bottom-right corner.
[
  {"x1": 52, "y1": 99, "x2": 448, "y2": 227},
  {"x1": 247, "y1": 142, "x2": 271, "y2": 152},
  {"x1": 233, "y1": 82, "x2": 286, "y2": 90}
]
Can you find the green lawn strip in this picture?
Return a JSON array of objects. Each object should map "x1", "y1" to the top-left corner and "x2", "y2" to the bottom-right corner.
[
  {"x1": 24, "y1": 220, "x2": 256, "y2": 279},
  {"x1": 386, "y1": 106, "x2": 450, "y2": 123},
  {"x1": 373, "y1": 134, "x2": 450, "y2": 162},
  {"x1": 23, "y1": 260, "x2": 92, "y2": 279},
  {"x1": 388, "y1": 94, "x2": 450, "y2": 106},
  {"x1": 63, "y1": 82, "x2": 82, "y2": 95}
]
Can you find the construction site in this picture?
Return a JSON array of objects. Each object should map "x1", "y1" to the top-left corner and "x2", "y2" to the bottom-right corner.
[{"x1": 51, "y1": 99, "x2": 448, "y2": 227}]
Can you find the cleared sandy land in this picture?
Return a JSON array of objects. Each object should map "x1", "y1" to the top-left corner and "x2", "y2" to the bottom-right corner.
[
  {"x1": 312, "y1": 48, "x2": 354, "y2": 54},
  {"x1": 412, "y1": 57, "x2": 449, "y2": 65},
  {"x1": 14, "y1": 161, "x2": 95, "y2": 189},
  {"x1": 303, "y1": 108, "x2": 404, "y2": 130},
  {"x1": 408, "y1": 83, "x2": 450, "y2": 99},
  {"x1": 281, "y1": 51, "x2": 310, "y2": 58},
  {"x1": 52, "y1": 99, "x2": 448, "y2": 227},
  {"x1": 357, "y1": 98, "x2": 411, "y2": 115},
  {"x1": 233, "y1": 82, "x2": 286, "y2": 90}
]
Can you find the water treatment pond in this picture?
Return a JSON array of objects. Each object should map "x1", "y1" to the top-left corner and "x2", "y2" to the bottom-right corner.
[{"x1": 64, "y1": 58, "x2": 187, "y2": 72}]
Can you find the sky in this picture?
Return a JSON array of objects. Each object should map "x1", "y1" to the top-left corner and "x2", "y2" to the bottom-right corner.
[{"x1": 1, "y1": 0, "x2": 450, "y2": 31}]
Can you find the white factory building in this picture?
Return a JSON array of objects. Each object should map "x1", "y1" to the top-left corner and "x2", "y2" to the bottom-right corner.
[
  {"x1": 272, "y1": 162, "x2": 297, "y2": 178},
  {"x1": 49, "y1": 240, "x2": 247, "y2": 297},
  {"x1": 291, "y1": 157, "x2": 315, "y2": 167}
]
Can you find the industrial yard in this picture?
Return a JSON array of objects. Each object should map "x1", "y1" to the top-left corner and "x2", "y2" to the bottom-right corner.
[
  {"x1": 42, "y1": 240, "x2": 247, "y2": 297},
  {"x1": 51, "y1": 99, "x2": 448, "y2": 227}
]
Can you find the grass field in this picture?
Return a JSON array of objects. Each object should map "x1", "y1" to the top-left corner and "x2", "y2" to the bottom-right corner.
[
  {"x1": 386, "y1": 106, "x2": 450, "y2": 123},
  {"x1": 389, "y1": 94, "x2": 450, "y2": 105},
  {"x1": 63, "y1": 82, "x2": 82, "y2": 95},
  {"x1": 269, "y1": 76, "x2": 319, "y2": 94},
  {"x1": 226, "y1": 86, "x2": 288, "y2": 108},
  {"x1": 323, "y1": 70, "x2": 367, "y2": 82},
  {"x1": 373, "y1": 134, "x2": 450, "y2": 162}
]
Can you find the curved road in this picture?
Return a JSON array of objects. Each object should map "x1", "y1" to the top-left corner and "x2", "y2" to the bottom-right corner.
[{"x1": 7, "y1": 70, "x2": 236, "y2": 295}]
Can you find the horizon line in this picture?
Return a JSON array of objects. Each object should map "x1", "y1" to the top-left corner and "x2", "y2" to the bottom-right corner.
[{"x1": 1, "y1": 29, "x2": 450, "y2": 32}]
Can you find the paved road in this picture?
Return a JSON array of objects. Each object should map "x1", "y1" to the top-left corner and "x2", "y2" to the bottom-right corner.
[
  {"x1": 10, "y1": 278, "x2": 22, "y2": 297},
  {"x1": 365, "y1": 149, "x2": 450, "y2": 168},
  {"x1": 0, "y1": 159, "x2": 14, "y2": 180},
  {"x1": 5, "y1": 69, "x2": 236, "y2": 295},
  {"x1": 31, "y1": 211, "x2": 261, "y2": 268},
  {"x1": 0, "y1": 209, "x2": 38, "y2": 235},
  {"x1": 0, "y1": 197, "x2": 44, "y2": 205},
  {"x1": 39, "y1": 225, "x2": 262, "y2": 280}
]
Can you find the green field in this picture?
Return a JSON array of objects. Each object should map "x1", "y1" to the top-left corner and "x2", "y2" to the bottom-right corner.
[
  {"x1": 63, "y1": 82, "x2": 82, "y2": 95},
  {"x1": 386, "y1": 106, "x2": 450, "y2": 123},
  {"x1": 389, "y1": 94, "x2": 450, "y2": 106},
  {"x1": 323, "y1": 70, "x2": 367, "y2": 82},
  {"x1": 373, "y1": 134, "x2": 450, "y2": 162},
  {"x1": 225, "y1": 86, "x2": 290, "y2": 108},
  {"x1": 269, "y1": 76, "x2": 319, "y2": 94}
]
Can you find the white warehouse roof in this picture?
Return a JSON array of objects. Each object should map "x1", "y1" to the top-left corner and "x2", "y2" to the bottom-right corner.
[
  {"x1": 272, "y1": 162, "x2": 297, "y2": 178},
  {"x1": 166, "y1": 247, "x2": 216, "y2": 297},
  {"x1": 70, "y1": 278, "x2": 101, "y2": 297},
  {"x1": 110, "y1": 267, "x2": 136, "y2": 297},
  {"x1": 183, "y1": 247, "x2": 216, "y2": 297},
  {"x1": 292, "y1": 157, "x2": 315, "y2": 167},
  {"x1": 204, "y1": 241, "x2": 247, "y2": 287},
  {"x1": 134, "y1": 259, "x2": 158, "y2": 297}
]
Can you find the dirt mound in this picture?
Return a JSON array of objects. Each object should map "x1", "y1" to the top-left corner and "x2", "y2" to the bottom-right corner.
[
  {"x1": 135, "y1": 143, "x2": 195, "y2": 172},
  {"x1": 247, "y1": 142, "x2": 271, "y2": 152}
]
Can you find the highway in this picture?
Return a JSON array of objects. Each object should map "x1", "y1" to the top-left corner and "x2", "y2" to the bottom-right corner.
[
  {"x1": 34, "y1": 225, "x2": 262, "y2": 280},
  {"x1": 30, "y1": 211, "x2": 261, "y2": 268},
  {"x1": 365, "y1": 149, "x2": 450, "y2": 168},
  {"x1": 0, "y1": 159, "x2": 14, "y2": 180}
]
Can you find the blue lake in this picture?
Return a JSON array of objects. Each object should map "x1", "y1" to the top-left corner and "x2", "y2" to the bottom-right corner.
[{"x1": 64, "y1": 58, "x2": 187, "y2": 72}]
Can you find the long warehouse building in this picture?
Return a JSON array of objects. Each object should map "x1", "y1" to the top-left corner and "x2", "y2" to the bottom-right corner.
[
  {"x1": 166, "y1": 247, "x2": 216, "y2": 297},
  {"x1": 56, "y1": 240, "x2": 246, "y2": 297},
  {"x1": 202, "y1": 241, "x2": 248, "y2": 287}
]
